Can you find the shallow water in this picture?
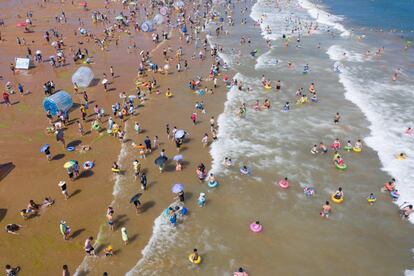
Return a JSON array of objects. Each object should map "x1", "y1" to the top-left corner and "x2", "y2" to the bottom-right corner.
[{"x1": 125, "y1": 0, "x2": 414, "y2": 275}]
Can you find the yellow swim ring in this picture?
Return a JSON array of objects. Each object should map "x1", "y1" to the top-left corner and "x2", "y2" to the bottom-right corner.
[
  {"x1": 263, "y1": 85, "x2": 272, "y2": 90},
  {"x1": 188, "y1": 254, "x2": 201, "y2": 264},
  {"x1": 331, "y1": 194, "x2": 344, "y2": 204},
  {"x1": 353, "y1": 147, "x2": 361, "y2": 153},
  {"x1": 396, "y1": 154, "x2": 407, "y2": 160},
  {"x1": 165, "y1": 92, "x2": 173, "y2": 98},
  {"x1": 111, "y1": 168, "x2": 120, "y2": 173}
]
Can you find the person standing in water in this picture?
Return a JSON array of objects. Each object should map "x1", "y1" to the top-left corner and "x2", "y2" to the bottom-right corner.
[
  {"x1": 320, "y1": 201, "x2": 331, "y2": 218},
  {"x1": 334, "y1": 112, "x2": 341, "y2": 124}
]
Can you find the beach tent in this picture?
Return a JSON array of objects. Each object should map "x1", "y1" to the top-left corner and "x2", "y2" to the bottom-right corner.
[
  {"x1": 141, "y1": 21, "x2": 154, "y2": 32},
  {"x1": 71, "y1": 66, "x2": 94, "y2": 88},
  {"x1": 43, "y1": 91, "x2": 73, "y2": 116},
  {"x1": 15, "y1": 58, "x2": 33, "y2": 70},
  {"x1": 153, "y1": 14, "x2": 165, "y2": 25}
]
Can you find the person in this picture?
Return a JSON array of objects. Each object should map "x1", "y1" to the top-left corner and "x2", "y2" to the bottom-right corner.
[
  {"x1": 202, "y1": 133, "x2": 208, "y2": 147},
  {"x1": 107, "y1": 207, "x2": 114, "y2": 231},
  {"x1": 44, "y1": 145, "x2": 52, "y2": 161},
  {"x1": 59, "y1": 221, "x2": 70, "y2": 240},
  {"x1": 5, "y1": 264, "x2": 20, "y2": 276},
  {"x1": 133, "y1": 198, "x2": 142, "y2": 214},
  {"x1": 334, "y1": 112, "x2": 340, "y2": 124},
  {"x1": 140, "y1": 172, "x2": 147, "y2": 190},
  {"x1": 104, "y1": 245, "x2": 113, "y2": 257},
  {"x1": 169, "y1": 212, "x2": 177, "y2": 226},
  {"x1": 134, "y1": 122, "x2": 141, "y2": 133},
  {"x1": 382, "y1": 181, "x2": 396, "y2": 192},
  {"x1": 58, "y1": 181, "x2": 69, "y2": 200},
  {"x1": 354, "y1": 139, "x2": 362, "y2": 149},
  {"x1": 234, "y1": 267, "x2": 249, "y2": 276},
  {"x1": 62, "y1": 264, "x2": 70, "y2": 276},
  {"x1": 319, "y1": 142, "x2": 328, "y2": 153},
  {"x1": 121, "y1": 227, "x2": 129, "y2": 245},
  {"x1": 5, "y1": 224, "x2": 23, "y2": 235},
  {"x1": 191, "y1": 248, "x2": 200, "y2": 262},
  {"x1": 333, "y1": 187, "x2": 344, "y2": 200},
  {"x1": 191, "y1": 112, "x2": 197, "y2": 125},
  {"x1": 133, "y1": 160, "x2": 141, "y2": 180},
  {"x1": 311, "y1": 144, "x2": 318, "y2": 154},
  {"x1": 176, "y1": 190, "x2": 185, "y2": 202},
  {"x1": 84, "y1": 236, "x2": 95, "y2": 255},
  {"x1": 320, "y1": 201, "x2": 331, "y2": 218},
  {"x1": 401, "y1": 205, "x2": 413, "y2": 219},
  {"x1": 209, "y1": 116, "x2": 215, "y2": 131},
  {"x1": 197, "y1": 193, "x2": 206, "y2": 207},
  {"x1": 144, "y1": 136, "x2": 152, "y2": 153},
  {"x1": 3, "y1": 91, "x2": 11, "y2": 106}
]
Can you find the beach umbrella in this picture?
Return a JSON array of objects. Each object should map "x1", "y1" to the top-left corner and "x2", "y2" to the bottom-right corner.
[
  {"x1": 153, "y1": 14, "x2": 164, "y2": 25},
  {"x1": 130, "y1": 193, "x2": 142, "y2": 203},
  {"x1": 197, "y1": 89, "x2": 206, "y2": 96},
  {"x1": 63, "y1": 160, "x2": 76, "y2": 169},
  {"x1": 173, "y1": 154, "x2": 183, "y2": 161},
  {"x1": 154, "y1": 156, "x2": 168, "y2": 166},
  {"x1": 79, "y1": 1, "x2": 88, "y2": 7},
  {"x1": 129, "y1": 1, "x2": 137, "y2": 5},
  {"x1": 16, "y1": 22, "x2": 28, "y2": 27},
  {"x1": 115, "y1": 15, "x2": 124, "y2": 20},
  {"x1": 40, "y1": 144, "x2": 50, "y2": 153},
  {"x1": 172, "y1": 183, "x2": 184, "y2": 193},
  {"x1": 175, "y1": 129, "x2": 185, "y2": 139}
]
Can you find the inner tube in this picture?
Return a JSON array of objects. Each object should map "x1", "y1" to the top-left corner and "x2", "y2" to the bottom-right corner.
[
  {"x1": 250, "y1": 223, "x2": 263, "y2": 233},
  {"x1": 208, "y1": 181, "x2": 219, "y2": 188},
  {"x1": 343, "y1": 146, "x2": 352, "y2": 151},
  {"x1": 111, "y1": 168, "x2": 120, "y2": 173},
  {"x1": 331, "y1": 143, "x2": 341, "y2": 149},
  {"x1": 335, "y1": 163, "x2": 347, "y2": 171},
  {"x1": 66, "y1": 146, "x2": 75, "y2": 152},
  {"x1": 353, "y1": 147, "x2": 361, "y2": 153},
  {"x1": 92, "y1": 123, "x2": 100, "y2": 131},
  {"x1": 304, "y1": 187, "x2": 315, "y2": 196},
  {"x1": 240, "y1": 167, "x2": 250, "y2": 175},
  {"x1": 82, "y1": 161, "x2": 94, "y2": 170},
  {"x1": 390, "y1": 190, "x2": 400, "y2": 200},
  {"x1": 263, "y1": 85, "x2": 272, "y2": 90},
  {"x1": 367, "y1": 197, "x2": 376, "y2": 204},
  {"x1": 165, "y1": 92, "x2": 173, "y2": 98},
  {"x1": 188, "y1": 254, "x2": 201, "y2": 264},
  {"x1": 278, "y1": 180, "x2": 289, "y2": 189},
  {"x1": 331, "y1": 194, "x2": 344, "y2": 204},
  {"x1": 396, "y1": 155, "x2": 406, "y2": 160}
]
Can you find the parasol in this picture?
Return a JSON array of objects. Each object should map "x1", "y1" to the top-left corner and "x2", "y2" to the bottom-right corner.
[
  {"x1": 171, "y1": 183, "x2": 184, "y2": 193},
  {"x1": 154, "y1": 156, "x2": 168, "y2": 166},
  {"x1": 130, "y1": 193, "x2": 142, "y2": 203},
  {"x1": 173, "y1": 154, "x2": 183, "y2": 161},
  {"x1": 174, "y1": 129, "x2": 185, "y2": 139},
  {"x1": 40, "y1": 144, "x2": 50, "y2": 153}
]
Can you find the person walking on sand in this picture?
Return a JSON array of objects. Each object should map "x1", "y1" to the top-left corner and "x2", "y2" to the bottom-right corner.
[
  {"x1": 3, "y1": 91, "x2": 11, "y2": 106},
  {"x1": 59, "y1": 220, "x2": 71, "y2": 240},
  {"x1": 140, "y1": 172, "x2": 147, "y2": 190},
  {"x1": 191, "y1": 112, "x2": 197, "y2": 125},
  {"x1": 133, "y1": 160, "x2": 141, "y2": 180},
  {"x1": 58, "y1": 181, "x2": 69, "y2": 200},
  {"x1": 43, "y1": 144, "x2": 52, "y2": 161},
  {"x1": 5, "y1": 264, "x2": 20, "y2": 276},
  {"x1": 210, "y1": 116, "x2": 215, "y2": 132},
  {"x1": 84, "y1": 236, "x2": 95, "y2": 256},
  {"x1": 202, "y1": 133, "x2": 209, "y2": 147},
  {"x1": 121, "y1": 227, "x2": 129, "y2": 245},
  {"x1": 62, "y1": 264, "x2": 70, "y2": 276},
  {"x1": 110, "y1": 66, "x2": 114, "y2": 78},
  {"x1": 166, "y1": 124, "x2": 171, "y2": 139},
  {"x1": 107, "y1": 206, "x2": 114, "y2": 231}
]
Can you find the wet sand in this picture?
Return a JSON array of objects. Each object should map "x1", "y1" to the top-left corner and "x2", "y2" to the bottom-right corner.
[{"x1": 0, "y1": 0, "x2": 228, "y2": 274}]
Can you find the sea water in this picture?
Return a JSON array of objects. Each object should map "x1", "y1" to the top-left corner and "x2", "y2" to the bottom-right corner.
[{"x1": 126, "y1": 0, "x2": 414, "y2": 274}]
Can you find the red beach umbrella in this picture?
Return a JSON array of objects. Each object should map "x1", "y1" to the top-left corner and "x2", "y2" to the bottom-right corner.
[{"x1": 16, "y1": 22, "x2": 28, "y2": 27}]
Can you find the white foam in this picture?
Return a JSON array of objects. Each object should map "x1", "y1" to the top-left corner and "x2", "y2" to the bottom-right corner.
[
  {"x1": 298, "y1": 0, "x2": 350, "y2": 36},
  {"x1": 74, "y1": 122, "x2": 129, "y2": 275},
  {"x1": 326, "y1": 45, "x2": 367, "y2": 63}
]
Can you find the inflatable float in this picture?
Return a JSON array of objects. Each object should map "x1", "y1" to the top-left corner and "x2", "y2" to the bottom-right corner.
[
  {"x1": 335, "y1": 163, "x2": 347, "y2": 170},
  {"x1": 250, "y1": 222, "x2": 263, "y2": 233},
  {"x1": 331, "y1": 194, "x2": 344, "y2": 204},
  {"x1": 188, "y1": 254, "x2": 201, "y2": 264},
  {"x1": 207, "y1": 181, "x2": 219, "y2": 188}
]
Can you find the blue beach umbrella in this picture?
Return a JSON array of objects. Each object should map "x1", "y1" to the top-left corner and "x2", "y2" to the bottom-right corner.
[
  {"x1": 40, "y1": 144, "x2": 50, "y2": 153},
  {"x1": 173, "y1": 154, "x2": 183, "y2": 161},
  {"x1": 172, "y1": 183, "x2": 184, "y2": 193}
]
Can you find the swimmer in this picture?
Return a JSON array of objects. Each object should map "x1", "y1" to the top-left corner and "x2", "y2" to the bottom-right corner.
[
  {"x1": 345, "y1": 140, "x2": 352, "y2": 151},
  {"x1": 367, "y1": 193, "x2": 376, "y2": 205},
  {"x1": 400, "y1": 205, "x2": 413, "y2": 219},
  {"x1": 382, "y1": 181, "x2": 396, "y2": 192},
  {"x1": 263, "y1": 99, "x2": 270, "y2": 109},
  {"x1": 319, "y1": 142, "x2": 328, "y2": 153},
  {"x1": 354, "y1": 139, "x2": 362, "y2": 149},
  {"x1": 398, "y1": 152, "x2": 407, "y2": 159},
  {"x1": 240, "y1": 165, "x2": 250, "y2": 175},
  {"x1": 320, "y1": 201, "x2": 331, "y2": 218},
  {"x1": 253, "y1": 100, "x2": 260, "y2": 111},
  {"x1": 282, "y1": 102, "x2": 290, "y2": 112},
  {"x1": 405, "y1": 127, "x2": 412, "y2": 135},
  {"x1": 332, "y1": 138, "x2": 341, "y2": 150},
  {"x1": 309, "y1": 83, "x2": 316, "y2": 94},
  {"x1": 333, "y1": 187, "x2": 344, "y2": 200},
  {"x1": 311, "y1": 144, "x2": 319, "y2": 154},
  {"x1": 334, "y1": 112, "x2": 340, "y2": 124}
]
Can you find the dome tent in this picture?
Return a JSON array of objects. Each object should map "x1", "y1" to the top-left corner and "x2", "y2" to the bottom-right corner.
[
  {"x1": 43, "y1": 91, "x2": 73, "y2": 116},
  {"x1": 71, "y1": 66, "x2": 94, "y2": 88}
]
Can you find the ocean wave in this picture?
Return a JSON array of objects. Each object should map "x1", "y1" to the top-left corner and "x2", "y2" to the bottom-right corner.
[{"x1": 327, "y1": 45, "x2": 414, "y2": 224}]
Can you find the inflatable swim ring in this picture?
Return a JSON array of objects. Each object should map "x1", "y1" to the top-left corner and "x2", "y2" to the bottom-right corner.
[
  {"x1": 278, "y1": 179, "x2": 289, "y2": 189},
  {"x1": 111, "y1": 168, "x2": 120, "y2": 173},
  {"x1": 353, "y1": 147, "x2": 361, "y2": 153},
  {"x1": 208, "y1": 181, "x2": 219, "y2": 188},
  {"x1": 263, "y1": 85, "x2": 272, "y2": 90},
  {"x1": 304, "y1": 187, "x2": 315, "y2": 196},
  {"x1": 335, "y1": 163, "x2": 347, "y2": 171},
  {"x1": 188, "y1": 254, "x2": 201, "y2": 264},
  {"x1": 390, "y1": 190, "x2": 400, "y2": 200},
  {"x1": 240, "y1": 167, "x2": 250, "y2": 175},
  {"x1": 83, "y1": 161, "x2": 94, "y2": 170},
  {"x1": 92, "y1": 122, "x2": 100, "y2": 131},
  {"x1": 343, "y1": 146, "x2": 352, "y2": 151},
  {"x1": 66, "y1": 146, "x2": 75, "y2": 152},
  {"x1": 165, "y1": 92, "x2": 173, "y2": 98},
  {"x1": 331, "y1": 194, "x2": 344, "y2": 204},
  {"x1": 250, "y1": 222, "x2": 263, "y2": 233},
  {"x1": 396, "y1": 154, "x2": 407, "y2": 160},
  {"x1": 367, "y1": 197, "x2": 376, "y2": 204}
]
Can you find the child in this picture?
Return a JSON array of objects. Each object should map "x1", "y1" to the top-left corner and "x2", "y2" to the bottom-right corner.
[
  {"x1": 104, "y1": 245, "x2": 113, "y2": 257},
  {"x1": 134, "y1": 122, "x2": 141, "y2": 134},
  {"x1": 197, "y1": 193, "x2": 206, "y2": 207},
  {"x1": 121, "y1": 227, "x2": 129, "y2": 245}
]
